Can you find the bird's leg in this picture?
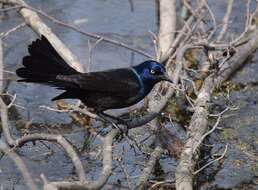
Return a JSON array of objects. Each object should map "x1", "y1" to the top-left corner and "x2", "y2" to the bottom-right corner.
[
  {"x1": 97, "y1": 111, "x2": 128, "y2": 135},
  {"x1": 101, "y1": 112, "x2": 128, "y2": 125}
]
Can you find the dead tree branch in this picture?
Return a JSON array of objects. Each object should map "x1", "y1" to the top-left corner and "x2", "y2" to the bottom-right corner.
[
  {"x1": 0, "y1": 0, "x2": 84, "y2": 72},
  {"x1": 135, "y1": 0, "x2": 180, "y2": 187},
  {"x1": 158, "y1": 0, "x2": 176, "y2": 61},
  {"x1": 0, "y1": 22, "x2": 26, "y2": 38},
  {"x1": 0, "y1": 37, "x2": 38, "y2": 190},
  {"x1": 137, "y1": 146, "x2": 163, "y2": 190},
  {"x1": 175, "y1": 28, "x2": 258, "y2": 190},
  {"x1": 0, "y1": 38, "x2": 3, "y2": 94},
  {"x1": 1, "y1": 91, "x2": 119, "y2": 190},
  {"x1": 0, "y1": 27, "x2": 117, "y2": 189},
  {"x1": 0, "y1": 0, "x2": 153, "y2": 59},
  {"x1": 159, "y1": 1, "x2": 205, "y2": 63},
  {"x1": 217, "y1": 0, "x2": 234, "y2": 41},
  {"x1": 0, "y1": 37, "x2": 16, "y2": 145},
  {"x1": 0, "y1": 80, "x2": 117, "y2": 189},
  {"x1": 43, "y1": 129, "x2": 117, "y2": 190},
  {"x1": 0, "y1": 140, "x2": 38, "y2": 190},
  {"x1": 14, "y1": 134, "x2": 86, "y2": 181},
  {"x1": 193, "y1": 143, "x2": 228, "y2": 175}
]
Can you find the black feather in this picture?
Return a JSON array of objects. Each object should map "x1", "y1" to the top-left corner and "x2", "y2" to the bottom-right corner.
[
  {"x1": 16, "y1": 34, "x2": 174, "y2": 128},
  {"x1": 16, "y1": 36, "x2": 143, "y2": 111},
  {"x1": 16, "y1": 35, "x2": 78, "y2": 86}
]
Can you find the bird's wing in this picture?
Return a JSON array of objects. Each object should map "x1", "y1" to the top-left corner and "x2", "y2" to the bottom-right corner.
[{"x1": 56, "y1": 68, "x2": 141, "y2": 98}]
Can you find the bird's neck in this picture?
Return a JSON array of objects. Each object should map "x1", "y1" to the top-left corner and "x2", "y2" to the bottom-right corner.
[{"x1": 131, "y1": 67, "x2": 156, "y2": 96}]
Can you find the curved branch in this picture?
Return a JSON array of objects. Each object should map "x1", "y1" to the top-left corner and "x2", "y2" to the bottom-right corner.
[
  {"x1": 0, "y1": 141, "x2": 38, "y2": 190},
  {"x1": 43, "y1": 129, "x2": 118, "y2": 190},
  {"x1": 14, "y1": 134, "x2": 86, "y2": 181}
]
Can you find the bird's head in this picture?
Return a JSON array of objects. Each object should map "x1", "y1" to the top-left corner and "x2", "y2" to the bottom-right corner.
[{"x1": 133, "y1": 60, "x2": 173, "y2": 91}]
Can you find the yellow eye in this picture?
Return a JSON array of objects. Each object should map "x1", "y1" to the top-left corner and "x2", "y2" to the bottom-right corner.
[{"x1": 150, "y1": 69, "x2": 156, "y2": 75}]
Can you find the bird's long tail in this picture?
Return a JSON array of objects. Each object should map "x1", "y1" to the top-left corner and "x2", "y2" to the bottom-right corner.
[{"x1": 16, "y1": 35, "x2": 79, "y2": 87}]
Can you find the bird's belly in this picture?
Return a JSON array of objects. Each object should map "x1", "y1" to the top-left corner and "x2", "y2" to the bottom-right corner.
[{"x1": 82, "y1": 92, "x2": 143, "y2": 111}]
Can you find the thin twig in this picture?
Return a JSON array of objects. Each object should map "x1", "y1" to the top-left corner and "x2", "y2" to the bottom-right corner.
[
  {"x1": 160, "y1": 1, "x2": 206, "y2": 63},
  {"x1": 117, "y1": 156, "x2": 133, "y2": 190},
  {"x1": 88, "y1": 37, "x2": 103, "y2": 71},
  {"x1": 0, "y1": 4, "x2": 22, "y2": 11},
  {"x1": 203, "y1": 0, "x2": 217, "y2": 41},
  {"x1": 6, "y1": 93, "x2": 16, "y2": 108},
  {"x1": 193, "y1": 115, "x2": 221, "y2": 153},
  {"x1": 217, "y1": 0, "x2": 234, "y2": 41},
  {"x1": 193, "y1": 143, "x2": 228, "y2": 174},
  {"x1": 0, "y1": 22, "x2": 26, "y2": 38},
  {"x1": 149, "y1": 180, "x2": 175, "y2": 190}
]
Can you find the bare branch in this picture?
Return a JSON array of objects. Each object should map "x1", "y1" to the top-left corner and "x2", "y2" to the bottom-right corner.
[
  {"x1": 203, "y1": 0, "x2": 217, "y2": 41},
  {"x1": 43, "y1": 129, "x2": 117, "y2": 190},
  {"x1": 0, "y1": 38, "x2": 3, "y2": 93},
  {"x1": 193, "y1": 143, "x2": 228, "y2": 175},
  {"x1": 0, "y1": 140, "x2": 38, "y2": 190},
  {"x1": 175, "y1": 28, "x2": 258, "y2": 190},
  {"x1": 0, "y1": 22, "x2": 26, "y2": 38},
  {"x1": 158, "y1": 0, "x2": 176, "y2": 61},
  {"x1": 217, "y1": 0, "x2": 234, "y2": 41},
  {"x1": 160, "y1": 1, "x2": 206, "y2": 63},
  {"x1": 0, "y1": 38, "x2": 87, "y2": 185},
  {"x1": 0, "y1": 0, "x2": 153, "y2": 59},
  {"x1": 137, "y1": 146, "x2": 163, "y2": 190},
  {"x1": 116, "y1": 156, "x2": 133, "y2": 190},
  {"x1": 0, "y1": 38, "x2": 16, "y2": 145},
  {"x1": 1, "y1": 0, "x2": 84, "y2": 72},
  {"x1": 0, "y1": 38, "x2": 38, "y2": 190},
  {"x1": 14, "y1": 134, "x2": 86, "y2": 181},
  {"x1": 0, "y1": 98, "x2": 16, "y2": 145},
  {"x1": 192, "y1": 115, "x2": 221, "y2": 153}
]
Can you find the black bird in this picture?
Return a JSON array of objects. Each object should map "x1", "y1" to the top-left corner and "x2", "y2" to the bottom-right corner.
[{"x1": 16, "y1": 36, "x2": 172, "y2": 122}]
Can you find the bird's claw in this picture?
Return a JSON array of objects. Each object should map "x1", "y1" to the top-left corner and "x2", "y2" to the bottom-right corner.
[{"x1": 112, "y1": 122, "x2": 129, "y2": 141}]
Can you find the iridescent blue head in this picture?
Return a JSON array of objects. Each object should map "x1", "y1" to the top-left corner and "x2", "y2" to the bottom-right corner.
[{"x1": 132, "y1": 60, "x2": 173, "y2": 95}]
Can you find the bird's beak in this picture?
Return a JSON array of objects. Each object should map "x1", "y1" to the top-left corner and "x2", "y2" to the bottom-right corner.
[{"x1": 160, "y1": 73, "x2": 173, "y2": 83}]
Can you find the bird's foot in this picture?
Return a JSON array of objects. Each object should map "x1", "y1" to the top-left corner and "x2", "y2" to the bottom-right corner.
[
  {"x1": 98, "y1": 112, "x2": 128, "y2": 130},
  {"x1": 116, "y1": 118, "x2": 129, "y2": 132},
  {"x1": 97, "y1": 112, "x2": 128, "y2": 139},
  {"x1": 112, "y1": 123, "x2": 127, "y2": 141}
]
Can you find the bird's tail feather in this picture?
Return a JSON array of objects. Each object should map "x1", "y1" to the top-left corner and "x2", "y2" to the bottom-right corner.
[
  {"x1": 51, "y1": 89, "x2": 80, "y2": 101},
  {"x1": 16, "y1": 35, "x2": 79, "y2": 86}
]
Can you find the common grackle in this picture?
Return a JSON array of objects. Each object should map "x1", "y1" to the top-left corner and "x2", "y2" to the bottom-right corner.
[{"x1": 16, "y1": 36, "x2": 172, "y2": 122}]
